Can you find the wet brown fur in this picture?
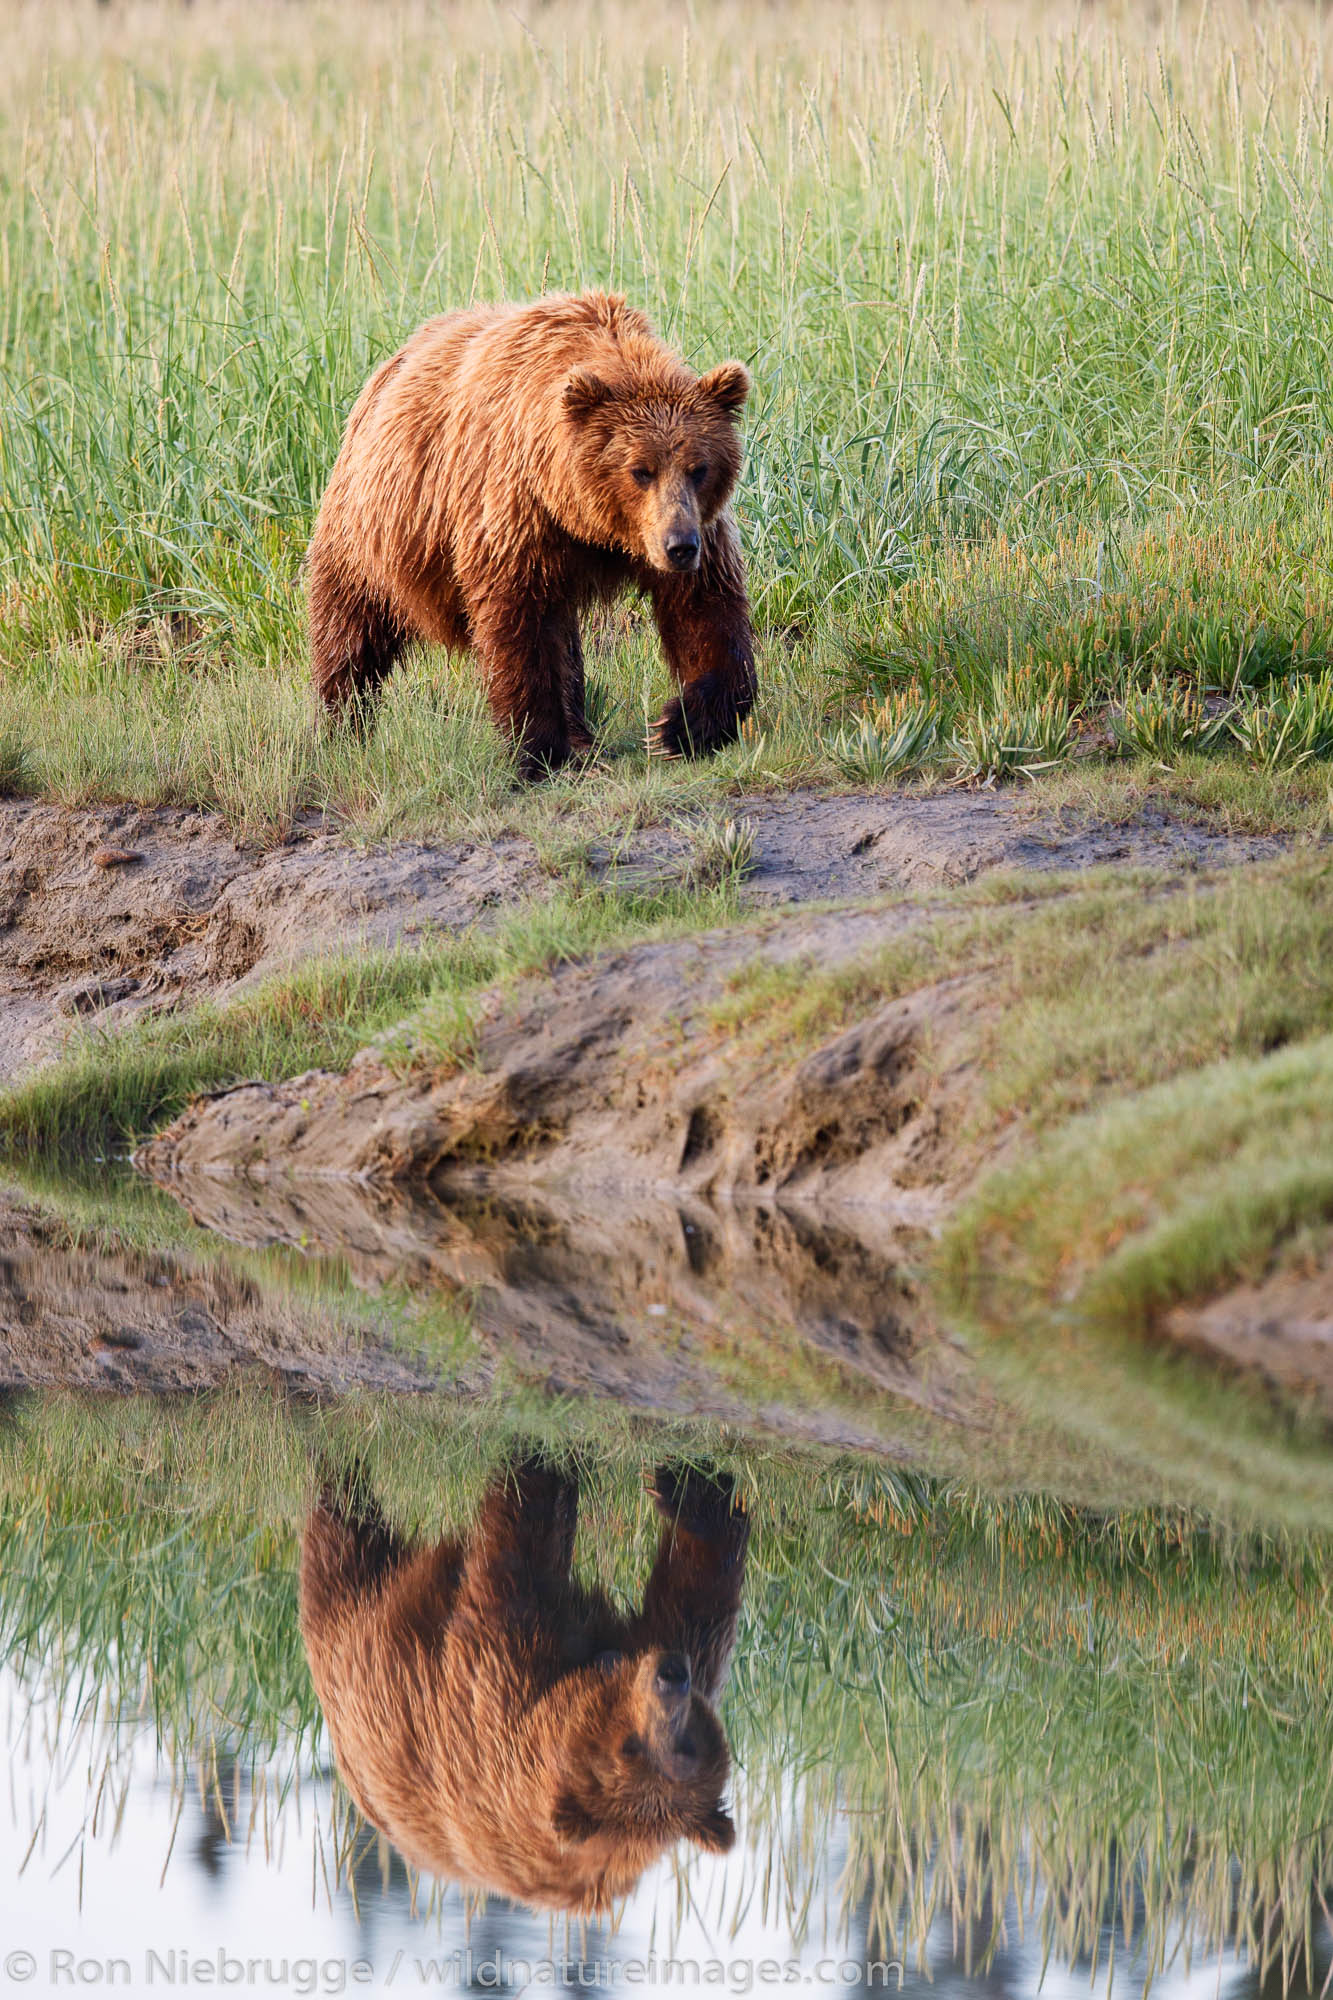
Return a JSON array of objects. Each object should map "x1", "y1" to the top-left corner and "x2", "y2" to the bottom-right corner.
[
  {"x1": 306, "y1": 291, "x2": 757, "y2": 777},
  {"x1": 299, "y1": 1457, "x2": 750, "y2": 1913}
]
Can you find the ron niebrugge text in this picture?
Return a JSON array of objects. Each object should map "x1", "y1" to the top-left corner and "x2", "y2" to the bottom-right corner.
[{"x1": 4, "y1": 1950, "x2": 905, "y2": 1993}]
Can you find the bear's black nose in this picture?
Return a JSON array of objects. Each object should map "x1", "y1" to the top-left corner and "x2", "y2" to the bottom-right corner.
[
  {"x1": 656, "y1": 1654, "x2": 691, "y2": 1696},
  {"x1": 665, "y1": 532, "x2": 700, "y2": 570}
]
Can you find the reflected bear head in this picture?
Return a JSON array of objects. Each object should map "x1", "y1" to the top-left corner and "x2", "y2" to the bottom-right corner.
[{"x1": 549, "y1": 1645, "x2": 736, "y2": 1866}]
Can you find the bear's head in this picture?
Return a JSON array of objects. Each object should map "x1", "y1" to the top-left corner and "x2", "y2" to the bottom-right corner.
[
  {"x1": 560, "y1": 356, "x2": 750, "y2": 574},
  {"x1": 550, "y1": 1646, "x2": 735, "y2": 1870}
]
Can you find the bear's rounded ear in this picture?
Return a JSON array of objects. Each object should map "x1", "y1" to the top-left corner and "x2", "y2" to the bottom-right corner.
[
  {"x1": 553, "y1": 1791, "x2": 600, "y2": 1845},
  {"x1": 691, "y1": 1805, "x2": 736, "y2": 1855},
  {"x1": 696, "y1": 362, "x2": 750, "y2": 418},
  {"x1": 563, "y1": 370, "x2": 612, "y2": 418}
]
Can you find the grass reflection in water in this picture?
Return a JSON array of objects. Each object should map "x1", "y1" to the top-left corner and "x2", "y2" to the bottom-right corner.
[{"x1": 1, "y1": 1395, "x2": 1330, "y2": 1992}]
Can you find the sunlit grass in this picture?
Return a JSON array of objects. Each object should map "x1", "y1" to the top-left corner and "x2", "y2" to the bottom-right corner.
[{"x1": 2, "y1": 3, "x2": 1333, "y2": 837}]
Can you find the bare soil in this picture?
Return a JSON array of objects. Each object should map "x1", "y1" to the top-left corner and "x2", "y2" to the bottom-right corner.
[
  {"x1": 0, "y1": 788, "x2": 1284, "y2": 1083},
  {"x1": 721, "y1": 789, "x2": 1287, "y2": 904},
  {"x1": 0, "y1": 799, "x2": 541, "y2": 1080},
  {"x1": 0, "y1": 1184, "x2": 439, "y2": 1396},
  {"x1": 137, "y1": 899, "x2": 983, "y2": 1203}
]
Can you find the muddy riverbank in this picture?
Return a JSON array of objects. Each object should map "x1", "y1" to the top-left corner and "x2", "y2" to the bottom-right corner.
[
  {"x1": 5, "y1": 788, "x2": 1329, "y2": 1430},
  {"x1": 0, "y1": 788, "x2": 1287, "y2": 1079}
]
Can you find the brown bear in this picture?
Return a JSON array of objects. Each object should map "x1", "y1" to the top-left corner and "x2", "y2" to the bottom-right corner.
[
  {"x1": 306, "y1": 291, "x2": 757, "y2": 778},
  {"x1": 299, "y1": 1453, "x2": 750, "y2": 1913}
]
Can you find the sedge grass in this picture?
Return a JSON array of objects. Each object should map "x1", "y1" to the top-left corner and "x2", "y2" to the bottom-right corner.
[{"x1": 2, "y1": 4, "x2": 1333, "y2": 838}]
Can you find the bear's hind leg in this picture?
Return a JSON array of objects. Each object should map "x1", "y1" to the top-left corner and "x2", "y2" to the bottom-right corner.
[
  {"x1": 308, "y1": 547, "x2": 406, "y2": 723},
  {"x1": 459, "y1": 1452, "x2": 580, "y2": 1621},
  {"x1": 299, "y1": 1470, "x2": 412, "y2": 1640}
]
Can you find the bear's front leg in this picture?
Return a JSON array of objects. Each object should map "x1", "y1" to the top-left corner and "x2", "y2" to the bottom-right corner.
[
  {"x1": 560, "y1": 623, "x2": 597, "y2": 756},
  {"x1": 648, "y1": 521, "x2": 757, "y2": 759},
  {"x1": 469, "y1": 592, "x2": 577, "y2": 781},
  {"x1": 631, "y1": 1463, "x2": 750, "y2": 1700},
  {"x1": 458, "y1": 1452, "x2": 581, "y2": 1627}
]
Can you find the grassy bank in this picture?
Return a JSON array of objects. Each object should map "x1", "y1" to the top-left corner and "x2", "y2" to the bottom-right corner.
[
  {"x1": 2, "y1": 3, "x2": 1333, "y2": 839},
  {"x1": 4, "y1": 849, "x2": 1332, "y2": 1407},
  {"x1": 708, "y1": 852, "x2": 1333, "y2": 1123},
  {"x1": 0, "y1": 869, "x2": 742, "y2": 1160},
  {"x1": 4, "y1": 1394, "x2": 1333, "y2": 1985}
]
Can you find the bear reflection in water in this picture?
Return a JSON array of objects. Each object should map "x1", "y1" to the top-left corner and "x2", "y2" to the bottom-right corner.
[{"x1": 299, "y1": 1455, "x2": 750, "y2": 1914}]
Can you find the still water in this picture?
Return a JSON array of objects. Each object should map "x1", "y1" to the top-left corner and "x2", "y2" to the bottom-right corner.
[
  {"x1": 5, "y1": 1650, "x2": 1311, "y2": 2000},
  {"x1": 1, "y1": 1169, "x2": 1331, "y2": 1997}
]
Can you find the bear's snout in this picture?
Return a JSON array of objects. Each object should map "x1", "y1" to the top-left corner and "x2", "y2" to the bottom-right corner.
[
  {"x1": 638, "y1": 470, "x2": 705, "y2": 577},
  {"x1": 664, "y1": 529, "x2": 701, "y2": 572},
  {"x1": 631, "y1": 1651, "x2": 725, "y2": 1787},
  {"x1": 655, "y1": 1653, "x2": 691, "y2": 1696}
]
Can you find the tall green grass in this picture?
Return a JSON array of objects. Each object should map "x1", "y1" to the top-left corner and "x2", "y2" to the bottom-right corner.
[{"x1": 2, "y1": 2, "x2": 1333, "y2": 835}]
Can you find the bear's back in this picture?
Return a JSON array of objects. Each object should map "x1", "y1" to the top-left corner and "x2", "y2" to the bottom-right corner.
[{"x1": 340, "y1": 291, "x2": 665, "y2": 456}]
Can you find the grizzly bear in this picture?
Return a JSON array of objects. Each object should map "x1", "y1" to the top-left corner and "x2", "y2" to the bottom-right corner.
[
  {"x1": 306, "y1": 291, "x2": 757, "y2": 778},
  {"x1": 299, "y1": 1454, "x2": 750, "y2": 1913}
]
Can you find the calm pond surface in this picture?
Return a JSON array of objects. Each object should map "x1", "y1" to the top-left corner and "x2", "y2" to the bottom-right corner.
[{"x1": 2, "y1": 1165, "x2": 1331, "y2": 1998}]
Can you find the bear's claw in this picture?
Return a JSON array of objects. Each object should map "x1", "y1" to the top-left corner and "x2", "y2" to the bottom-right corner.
[
  {"x1": 650, "y1": 681, "x2": 747, "y2": 761},
  {"x1": 647, "y1": 1462, "x2": 744, "y2": 1539},
  {"x1": 647, "y1": 713, "x2": 684, "y2": 760}
]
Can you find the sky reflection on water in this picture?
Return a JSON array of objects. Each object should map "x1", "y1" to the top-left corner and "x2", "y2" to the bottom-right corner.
[{"x1": 3, "y1": 1658, "x2": 1323, "y2": 2000}]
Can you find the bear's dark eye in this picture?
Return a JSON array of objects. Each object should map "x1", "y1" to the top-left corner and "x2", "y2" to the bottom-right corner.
[
  {"x1": 620, "y1": 1735, "x2": 645, "y2": 1761},
  {"x1": 630, "y1": 466, "x2": 654, "y2": 487},
  {"x1": 688, "y1": 464, "x2": 708, "y2": 487}
]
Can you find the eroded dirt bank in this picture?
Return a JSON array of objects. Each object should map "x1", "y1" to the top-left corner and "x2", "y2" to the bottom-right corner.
[
  {"x1": 139, "y1": 898, "x2": 980, "y2": 1204},
  {"x1": 136, "y1": 892, "x2": 980, "y2": 1434},
  {"x1": 0, "y1": 789, "x2": 1286, "y2": 1081},
  {"x1": 0, "y1": 799, "x2": 542, "y2": 1080},
  {"x1": 0, "y1": 1185, "x2": 439, "y2": 1395},
  {"x1": 7, "y1": 786, "x2": 1325, "y2": 1419}
]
